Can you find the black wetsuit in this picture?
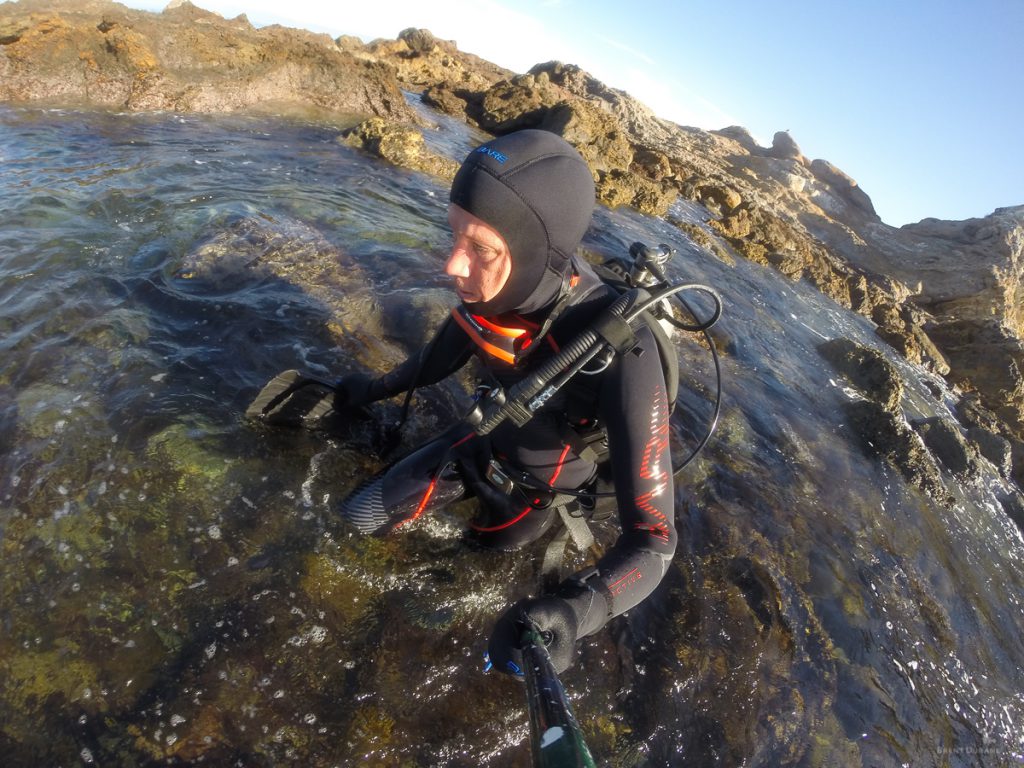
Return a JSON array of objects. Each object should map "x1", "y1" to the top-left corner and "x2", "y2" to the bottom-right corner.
[{"x1": 340, "y1": 258, "x2": 677, "y2": 622}]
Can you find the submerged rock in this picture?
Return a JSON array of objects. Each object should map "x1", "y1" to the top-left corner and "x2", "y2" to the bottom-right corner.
[
  {"x1": 176, "y1": 209, "x2": 449, "y2": 368},
  {"x1": 843, "y1": 399, "x2": 951, "y2": 504},
  {"x1": 912, "y1": 417, "x2": 982, "y2": 482},
  {"x1": 818, "y1": 337, "x2": 904, "y2": 411},
  {"x1": 176, "y1": 211, "x2": 352, "y2": 290}
]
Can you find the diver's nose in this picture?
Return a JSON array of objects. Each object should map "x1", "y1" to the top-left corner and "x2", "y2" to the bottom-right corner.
[{"x1": 444, "y1": 243, "x2": 470, "y2": 278}]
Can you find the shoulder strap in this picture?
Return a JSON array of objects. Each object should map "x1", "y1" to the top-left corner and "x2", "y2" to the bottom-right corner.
[{"x1": 516, "y1": 269, "x2": 590, "y2": 362}]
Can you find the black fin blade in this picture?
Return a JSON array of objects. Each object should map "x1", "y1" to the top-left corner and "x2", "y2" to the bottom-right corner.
[{"x1": 246, "y1": 369, "x2": 336, "y2": 427}]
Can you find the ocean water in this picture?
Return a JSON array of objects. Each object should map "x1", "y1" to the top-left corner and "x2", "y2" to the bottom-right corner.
[{"x1": 1, "y1": 104, "x2": 1023, "y2": 767}]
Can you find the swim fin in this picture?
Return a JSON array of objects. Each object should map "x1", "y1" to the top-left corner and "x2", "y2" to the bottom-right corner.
[{"x1": 246, "y1": 369, "x2": 338, "y2": 427}]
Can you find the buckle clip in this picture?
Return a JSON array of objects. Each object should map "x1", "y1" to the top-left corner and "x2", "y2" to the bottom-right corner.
[{"x1": 485, "y1": 459, "x2": 514, "y2": 495}]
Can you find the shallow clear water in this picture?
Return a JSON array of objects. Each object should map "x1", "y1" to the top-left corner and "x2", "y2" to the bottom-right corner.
[{"x1": 1, "y1": 105, "x2": 1023, "y2": 767}]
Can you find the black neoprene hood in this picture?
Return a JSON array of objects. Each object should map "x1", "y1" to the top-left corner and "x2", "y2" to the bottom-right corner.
[{"x1": 449, "y1": 129, "x2": 596, "y2": 316}]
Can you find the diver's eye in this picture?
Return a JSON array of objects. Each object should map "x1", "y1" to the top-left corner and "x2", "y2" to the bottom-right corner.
[{"x1": 472, "y1": 243, "x2": 499, "y2": 263}]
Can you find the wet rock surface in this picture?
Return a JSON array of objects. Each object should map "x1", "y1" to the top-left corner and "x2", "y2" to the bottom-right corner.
[
  {"x1": 2, "y1": 6, "x2": 1024, "y2": 767},
  {"x1": 340, "y1": 117, "x2": 460, "y2": 181},
  {"x1": 818, "y1": 337, "x2": 904, "y2": 411}
]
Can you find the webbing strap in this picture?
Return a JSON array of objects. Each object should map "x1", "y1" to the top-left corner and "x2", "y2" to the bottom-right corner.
[
  {"x1": 540, "y1": 527, "x2": 572, "y2": 591},
  {"x1": 559, "y1": 501, "x2": 594, "y2": 551},
  {"x1": 540, "y1": 496, "x2": 595, "y2": 592},
  {"x1": 591, "y1": 312, "x2": 637, "y2": 353}
]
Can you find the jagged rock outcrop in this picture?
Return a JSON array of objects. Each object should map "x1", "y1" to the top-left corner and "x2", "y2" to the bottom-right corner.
[
  {"x1": 340, "y1": 117, "x2": 459, "y2": 181},
  {"x1": 768, "y1": 130, "x2": 805, "y2": 163},
  {"x1": 844, "y1": 399, "x2": 952, "y2": 504},
  {"x1": 809, "y1": 159, "x2": 876, "y2": 218},
  {"x1": 0, "y1": 0, "x2": 412, "y2": 121},
  {"x1": 957, "y1": 392, "x2": 1015, "y2": 478},
  {"x1": 897, "y1": 209, "x2": 1023, "y2": 334},
  {"x1": 817, "y1": 337, "x2": 962, "y2": 502},
  {"x1": 913, "y1": 417, "x2": 982, "y2": 482},
  {"x1": 463, "y1": 63, "x2": 678, "y2": 216},
  {"x1": 902, "y1": 209, "x2": 1024, "y2": 426},
  {"x1": 360, "y1": 27, "x2": 511, "y2": 94}
]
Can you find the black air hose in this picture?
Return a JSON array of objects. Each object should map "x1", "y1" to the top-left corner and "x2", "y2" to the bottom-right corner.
[{"x1": 474, "y1": 289, "x2": 638, "y2": 435}]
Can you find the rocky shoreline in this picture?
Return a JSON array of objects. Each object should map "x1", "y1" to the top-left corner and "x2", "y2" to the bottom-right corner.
[{"x1": 3, "y1": 0, "x2": 1021, "y2": 510}]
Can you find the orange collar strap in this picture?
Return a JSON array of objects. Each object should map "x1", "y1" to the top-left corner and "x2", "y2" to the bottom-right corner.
[
  {"x1": 452, "y1": 273, "x2": 580, "y2": 365},
  {"x1": 451, "y1": 306, "x2": 530, "y2": 365}
]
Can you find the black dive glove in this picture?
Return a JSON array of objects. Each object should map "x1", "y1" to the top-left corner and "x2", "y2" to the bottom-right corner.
[
  {"x1": 487, "y1": 577, "x2": 610, "y2": 676},
  {"x1": 333, "y1": 372, "x2": 380, "y2": 410},
  {"x1": 489, "y1": 596, "x2": 578, "y2": 675}
]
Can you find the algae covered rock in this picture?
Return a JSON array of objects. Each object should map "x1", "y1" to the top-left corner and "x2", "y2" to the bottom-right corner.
[
  {"x1": 597, "y1": 169, "x2": 678, "y2": 217},
  {"x1": 146, "y1": 422, "x2": 230, "y2": 489},
  {"x1": 843, "y1": 399, "x2": 951, "y2": 504},
  {"x1": 539, "y1": 99, "x2": 635, "y2": 174},
  {"x1": 477, "y1": 70, "x2": 566, "y2": 134},
  {"x1": 421, "y1": 82, "x2": 474, "y2": 118},
  {"x1": 341, "y1": 117, "x2": 460, "y2": 181},
  {"x1": 14, "y1": 382, "x2": 104, "y2": 440},
  {"x1": 913, "y1": 417, "x2": 982, "y2": 482},
  {"x1": 709, "y1": 203, "x2": 817, "y2": 280},
  {"x1": 871, "y1": 301, "x2": 951, "y2": 376},
  {"x1": 363, "y1": 26, "x2": 511, "y2": 94},
  {"x1": 697, "y1": 184, "x2": 743, "y2": 214},
  {"x1": 0, "y1": 647, "x2": 102, "y2": 758},
  {"x1": 818, "y1": 337, "x2": 904, "y2": 411}
]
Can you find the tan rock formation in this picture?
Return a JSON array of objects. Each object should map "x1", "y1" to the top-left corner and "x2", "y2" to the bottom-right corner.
[
  {"x1": 360, "y1": 27, "x2": 511, "y2": 95},
  {"x1": 340, "y1": 117, "x2": 459, "y2": 181},
  {"x1": 0, "y1": 0, "x2": 412, "y2": 122}
]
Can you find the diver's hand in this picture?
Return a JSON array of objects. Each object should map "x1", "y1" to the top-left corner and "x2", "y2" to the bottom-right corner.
[
  {"x1": 333, "y1": 372, "x2": 379, "y2": 410},
  {"x1": 488, "y1": 596, "x2": 579, "y2": 675}
]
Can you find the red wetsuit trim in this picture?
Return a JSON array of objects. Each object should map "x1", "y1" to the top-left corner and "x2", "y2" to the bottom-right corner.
[
  {"x1": 395, "y1": 432, "x2": 476, "y2": 530},
  {"x1": 470, "y1": 443, "x2": 573, "y2": 532}
]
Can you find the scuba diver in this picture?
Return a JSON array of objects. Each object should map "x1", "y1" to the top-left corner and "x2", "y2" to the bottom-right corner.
[{"x1": 255, "y1": 129, "x2": 682, "y2": 676}]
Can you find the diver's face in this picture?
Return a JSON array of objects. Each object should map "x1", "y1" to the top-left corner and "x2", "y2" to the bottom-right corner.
[{"x1": 445, "y1": 204, "x2": 512, "y2": 305}]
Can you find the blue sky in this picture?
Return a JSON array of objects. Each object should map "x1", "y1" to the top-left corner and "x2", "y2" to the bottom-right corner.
[{"x1": 125, "y1": 0, "x2": 1022, "y2": 227}]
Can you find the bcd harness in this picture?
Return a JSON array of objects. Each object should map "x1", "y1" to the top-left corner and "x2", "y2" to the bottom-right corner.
[
  {"x1": 464, "y1": 253, "x2": 686, "y2": 465},
  {"x1": 452, "y1": 243, "x2": 723, "y2": 588}
]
